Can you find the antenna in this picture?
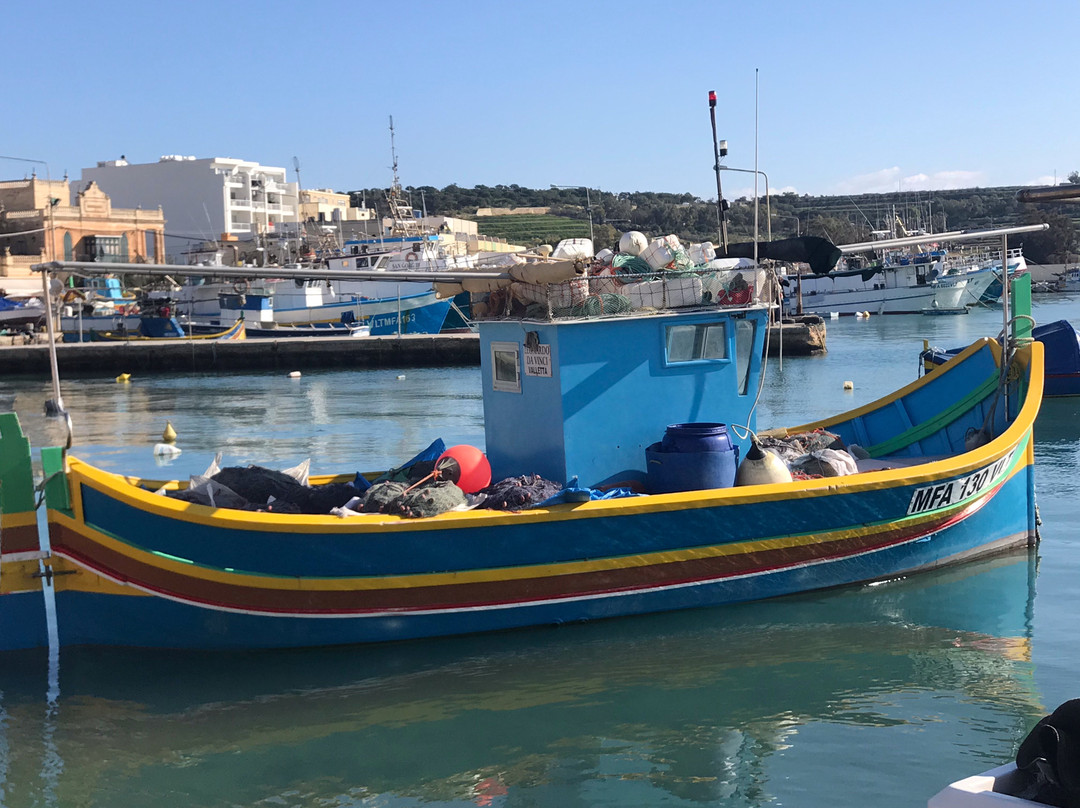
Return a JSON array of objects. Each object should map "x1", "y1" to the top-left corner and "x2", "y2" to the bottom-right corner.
[
  {"x1": 708, "y1": 90, "x2": 729, "y2": 254},
  {"x1": 389, "y1": 115, "x2": 400, "y2": 192},
  {"x1": 293, "y1": 157, "x2": 303, "y2": 263}
]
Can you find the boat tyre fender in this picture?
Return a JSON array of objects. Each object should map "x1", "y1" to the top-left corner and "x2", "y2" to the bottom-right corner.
[
  {"x1": 234, "y1": 280, "x2": 249, "y2": 294},
  {"x1": 406, "y1": 252, "x2": 419, "y2": 263}
]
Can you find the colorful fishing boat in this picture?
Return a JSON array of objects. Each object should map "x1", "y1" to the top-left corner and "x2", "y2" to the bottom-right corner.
[
  {"x1": 0, "y1": 252, "x2": 1043, "y2": 650},
  {"x1": 89, "y1": 307, "x2": 246, "y2": 341}
]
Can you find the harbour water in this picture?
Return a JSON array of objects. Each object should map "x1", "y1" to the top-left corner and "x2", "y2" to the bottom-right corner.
[{"x1": 3, "y1": 296, "x2": 1080, "y2": 807}]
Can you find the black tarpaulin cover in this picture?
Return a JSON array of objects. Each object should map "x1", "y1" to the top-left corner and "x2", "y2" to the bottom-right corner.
[{"x1": 723, "y1": 236, "x2": 842, "y2": 277}]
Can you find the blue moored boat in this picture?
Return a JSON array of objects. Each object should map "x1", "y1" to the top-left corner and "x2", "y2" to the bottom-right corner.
[{"x1": 922, "y1": 318, "x2": 1080, "y2": 397}]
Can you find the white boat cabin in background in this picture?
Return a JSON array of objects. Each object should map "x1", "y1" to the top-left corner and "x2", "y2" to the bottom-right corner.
[{"x1": 788, "y1": 226, "x2": 1036, "y2": 316}]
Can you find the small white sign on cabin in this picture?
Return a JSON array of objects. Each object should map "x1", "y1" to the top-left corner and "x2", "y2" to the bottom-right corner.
[{"x1": 523, "y1": 344, "x2": 552, "y2": 377}]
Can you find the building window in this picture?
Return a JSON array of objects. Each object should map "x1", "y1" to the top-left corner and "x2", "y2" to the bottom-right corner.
[
  {"x1": 145, "y1": 231, "x2": 157, "y2": 261},
  {"x1": 86, "y1": 235, "x2": 123, "y2": 262},
  {"x1": 665, "y1": 322, "x2": 728, "y2": 364},
  {"x1": 490, "y1": 341, "x2": 521, "y2": 393},
  {"x1": 63, "y1": 232, "x2": 73, "y2": 261}
]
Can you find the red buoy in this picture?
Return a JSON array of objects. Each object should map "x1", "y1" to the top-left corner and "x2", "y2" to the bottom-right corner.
[{"x1": 436, "y1": 445, "x2": 491, "y2": 494}]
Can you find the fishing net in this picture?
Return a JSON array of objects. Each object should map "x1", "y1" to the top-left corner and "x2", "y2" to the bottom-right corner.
[
  {"x1": 551, "y1": 293, "x2": 633, "y2": 318},
  {"x1": 612, "y1": 254, "x2": 654, "y2": 278},
  {"x1": 478, "y1": 475, "x2": 563, "y2": 511},
  {"x1": 361, "y1": 479, "x2": 465, "y2": 518}
]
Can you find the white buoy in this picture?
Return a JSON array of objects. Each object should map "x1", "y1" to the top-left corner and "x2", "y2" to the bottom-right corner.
[
  {"x1": 396, "y1": 374, "x2": 406, "y2": 380},
  {"x1": 735, "y1": 442, "x2": 793, "y2": 486},
  {"x1": 843, "y1": 380, "x2": 854, "y2": 390},
  {"x1": 618, "y1": 231, "x2": 649, "y2": 256},
  {"x1": 287, "y1": 371, "x2": 301, "y2": 378},
  {"x1": 153, "y1": 443, "x2": 182, "y2": 457}
]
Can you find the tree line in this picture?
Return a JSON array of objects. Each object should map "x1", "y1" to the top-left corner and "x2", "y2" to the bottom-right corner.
[{"x1": 348, "y1": 176, "x2": 1080, "y2": 264}]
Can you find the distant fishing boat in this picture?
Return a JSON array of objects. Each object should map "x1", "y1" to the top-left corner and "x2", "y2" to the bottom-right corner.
[
  {"x1": 788, "y1": 228, "x2": 1034, "y2": 316},
  {"x1": 211, "y1": 283, "x2": 450, "y2": 336},
  {"x1": 61, "y1": 293, "x2": 245, "y2": 342},
  {"x1": 90, "y1": 316, "x2": 246, "y2": 342},
  {"x1": 0, "y1": 293, "x2": 45, "y2": 330},
  {"x1": 1057, "y1": 265, "x2": 1080, "y2": 292}
]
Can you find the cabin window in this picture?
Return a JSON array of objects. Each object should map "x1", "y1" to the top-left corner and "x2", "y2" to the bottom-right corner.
[
  {"x1": 665, "y1": 322, "x2": 728, "y2": 363},
  {"x1": 490, "y1": 341, "x2": 521, "y2": 393},
  {"x1": 735, "y1": 319, "x2": 756, "y2": 395}
]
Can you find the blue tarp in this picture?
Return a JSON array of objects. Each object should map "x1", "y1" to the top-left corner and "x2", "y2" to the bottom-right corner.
[{"x1": 534, "y1": 476, "x2": 642, "y2": 508}]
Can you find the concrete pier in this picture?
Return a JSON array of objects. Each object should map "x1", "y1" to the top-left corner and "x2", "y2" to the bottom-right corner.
[
  {"x1": 767, "y1": 315, "x2": 827, "y2": 356},
  {"x1": 0, "y1": 333, "x2": 481, "y2": 376},
  {"x1": 1, "y1": 317, "x2": 826, "y2": 377}
]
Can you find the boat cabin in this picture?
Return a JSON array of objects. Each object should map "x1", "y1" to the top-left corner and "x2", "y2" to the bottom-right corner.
[{"x1": 478, "y1": 305, "x2": 768, "y2": 488}]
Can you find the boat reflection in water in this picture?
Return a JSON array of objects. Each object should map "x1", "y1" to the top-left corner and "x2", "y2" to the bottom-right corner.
[{"x1": 0, "y1": 548, "x2": 1042, "y2": 808}]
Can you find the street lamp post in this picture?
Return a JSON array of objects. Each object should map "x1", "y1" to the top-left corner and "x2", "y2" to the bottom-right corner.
[
  {"x1": 717, "y1": 166, "x2": 771, "y2": 241},
  {"x1": 550, "y1": 185, "x2": 594, "y2": 246}
]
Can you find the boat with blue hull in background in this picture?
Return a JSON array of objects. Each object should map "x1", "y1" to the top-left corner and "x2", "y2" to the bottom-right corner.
[
  {"x1": 0, "y1": 234, "x2": 1045, "y2": 651},
  {"x1": 88, "y1": 299, "x2": 247, "y2": 342},
  {"x1": 208, "y1": 285, "x2": 449, "y2": 337},
  {"x1": 922, "y1": 318, "x2": 1080, "y2": 397}
]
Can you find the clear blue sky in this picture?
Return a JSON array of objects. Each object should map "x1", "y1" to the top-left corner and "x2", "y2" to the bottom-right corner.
[{"x1": 7, "y1": 0, "x2": 1078, "y2": 202}]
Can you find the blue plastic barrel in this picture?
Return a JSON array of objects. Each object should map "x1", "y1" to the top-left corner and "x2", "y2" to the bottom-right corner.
[
  {"x1": 660, "y1": 423, "x2": 734, "y2": 454},
  {"x1": 646, "y1": 423, "x2": 738, "y2": 494}
]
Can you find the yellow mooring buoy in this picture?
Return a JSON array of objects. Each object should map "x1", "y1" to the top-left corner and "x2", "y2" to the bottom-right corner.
[{"x1": 162, "y1": 421, "x2": 177, "y2": 443}]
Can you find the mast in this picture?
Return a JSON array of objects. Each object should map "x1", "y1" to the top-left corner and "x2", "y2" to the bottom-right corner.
[
  {"x1": 385, "y1": 116, "x2": 418, "y2": 239},
  {"x1": 293, "y1": 156, "x2": 303, "y2": 263},
  {"x1": 708, "y1": 90, "x2": 729, "y2": 254}
]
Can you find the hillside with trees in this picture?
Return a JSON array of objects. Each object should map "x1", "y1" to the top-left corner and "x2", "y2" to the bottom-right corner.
[{"x1": 349, "y1": 174, "x2": 1080, "y2": 264}]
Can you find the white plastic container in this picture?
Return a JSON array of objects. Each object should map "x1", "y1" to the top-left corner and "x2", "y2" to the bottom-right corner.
[
  {"x1": 618, "y1": 231, "x2": 648, "y2": 256},
  {"x1": 595, "y1": 248, "x2": 614, "y2": 264},
  {"x1": 642, "y1": 237, "x2": 678, "y2": 271},
  {"x1": 551, "y1": 238, "x2": 594, "y2": 260},
  {"x1": 688, "y1": 242, "x2": 717, "y2": 265},
  {"x1": 623, "y1": 276, "x2": 703, "y2": 309}
]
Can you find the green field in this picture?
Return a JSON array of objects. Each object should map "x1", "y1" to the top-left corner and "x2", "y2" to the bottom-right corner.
[{"x1": 471, "y1": 214, "x2": 590, "y2": 246}]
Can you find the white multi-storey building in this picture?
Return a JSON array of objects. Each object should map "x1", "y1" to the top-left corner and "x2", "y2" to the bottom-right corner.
[{"x1": 80, "y1": 155, "x2": 299, "y2": 260}]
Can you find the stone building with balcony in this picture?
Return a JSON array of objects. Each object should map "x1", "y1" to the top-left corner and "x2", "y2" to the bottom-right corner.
[
  {"x1": 0, "y1": 177, "x2": 165, "y2": 294},
  {"x1": 80, "y1": 155, "x2": 300, "y2": 260}
]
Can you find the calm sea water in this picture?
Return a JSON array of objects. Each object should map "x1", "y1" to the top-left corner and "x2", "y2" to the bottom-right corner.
[{"x1": 3, "y1": 297, "x2": 1080, "y2": 808}]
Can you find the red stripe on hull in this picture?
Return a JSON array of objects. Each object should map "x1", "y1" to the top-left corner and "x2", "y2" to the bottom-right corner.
[
  {"x1": 49, "y1": 494, "x2": 977, "y2": 615},
  {"x1": 1, "y1": 524, "x2": 40, "y2": 554}
]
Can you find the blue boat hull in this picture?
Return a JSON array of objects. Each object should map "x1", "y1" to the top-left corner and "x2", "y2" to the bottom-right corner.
[{"x1": 47, "y1": 463, "x2": 1034, "y2": 650}]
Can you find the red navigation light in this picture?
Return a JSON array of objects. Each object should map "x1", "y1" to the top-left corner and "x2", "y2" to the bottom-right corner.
[{"x1": 708, "y1": 90, "x2": 717, "y2": 107}]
